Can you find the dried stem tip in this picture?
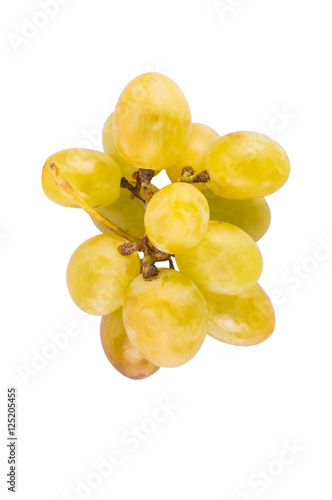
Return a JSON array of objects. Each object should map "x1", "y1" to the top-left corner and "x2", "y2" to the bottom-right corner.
[
  {"x1": 142, "y1": 254, "x2": 160, "y2": 280},
  {"x1": 135, "y1": 169, "x2": 154, "y2": 185},
  {"x1": 180, "y1": 169, "x2": 210, "y2": 184}
]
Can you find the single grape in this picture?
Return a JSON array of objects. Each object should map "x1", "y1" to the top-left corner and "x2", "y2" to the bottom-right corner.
[
  {"x1": 113, "y1": 73, "x2": 192, "y2": 170},
  {"x1": 122, "y1": 269, "x2": 208, "y2": 368},
  {"x1": 66, "y1": 234, "x2": 140, "y2": 316},
  {"x1": 204, "y1": 189, "x2": 271, "y2": 241},
  {"x1": 203, "y1": 131, "x2": 290, "y2": 199},
  {"x1": 144, "y1": 183, "x2": 209, "y2": 254},
  {"x1": 176, "y1": 221, "x2": 263, "y2": 295},
  {"x1": 102, "y1": 112, "x2": 161, "y2": 179},
  {"x1": 91, "y1": 184, "x2": 158, "y2": 239},
  {"x1": 203, "y1": 284, "x2": 275, "y2": 346},
  {"x1": 42, "y1": 148, "x2": 121, "y2": 207},
  {"x1": 100, "y1": 308, "x2": 160, "y2": 380},
  {"x1": 166, "y1": 123, "x2": 219, "y2": 190}
]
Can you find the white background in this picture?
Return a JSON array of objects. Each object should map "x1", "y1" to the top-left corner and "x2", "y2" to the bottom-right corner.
[{"x1": 1, "y1": 0, "x2": 332, "y2": 499}]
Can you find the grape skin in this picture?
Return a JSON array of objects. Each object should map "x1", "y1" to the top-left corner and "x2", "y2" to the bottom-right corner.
[
  {"x1": 91, "y1": 184, "x2": 158, "y2": 239},
  {"x1": 42, "y1": 148, "x2": 121, "y2": 207},
  {"x1": 176, "y1": 221, "x2": 263, "y2": 295},
  {"x1": 204, "y1": 189, "x2": 271, "y2": 241},
  {"x1": 203, "y1": 284, "x2": 275, "y2": 346},
  {"x1": 102, "y1": 112, "x2": 161, "y2": 179},
  {"x1": 113, "y1": 73, "x2": 192, "y2": 170},
  {"x1": 67, "y1": 234, "x2": 140, "y2": 316},
  {"x1": 166, "y1": 123, "x2": 219, "y2": 191},
  {"x1": 100, "y1": 309, "x2": 160, "y2": 380},
  {"x1": 144, "y1": 183, "x2": 210, "y2": 254},
  {"x1": 122, "y1": 269, "x2": 208, "y2": 368},
  {"x1": 203, "y1": 131, "x2": 290, "y2": 199}
]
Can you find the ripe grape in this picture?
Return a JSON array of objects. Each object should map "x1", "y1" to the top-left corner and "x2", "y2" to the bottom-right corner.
[
  {"x1": 100, "y1": 308, "x2": 160, "y2": 380},
  {"x1": 204, "y1": 189, "x2": 271, "y2": 241},
  {"x1": 166, "y1": 123, "x2": 219, "y2": 190},
  {"x1": 203, "y1": 284, "x2": 275, "y2": 346},
  {"x1": 144, "y1": 183, "x2": 210, "y2": 254},
  {"x1": 42, "y1": 148, "x2": 121, "y2": 207},
  {"x1": 176, "y1": 221, "x2": 263, "y2": 295},
  {"x1": 67, "y1": 234, "x2": 140, "y2": 316},
  {"x1": 113, "y1": 73, "x2": 192, "y2": 170},
  {"x1": 91, "y1": 184, "x2": 158, "y2": 239},
  {"x1": 203, "y1": 131, "x2": 290, "y2": 199},
  {"x1": 122, "y1": 269, "x2": 208, "y2": 368},
  {"x1": 102, "y1": 112, "x2": 162, "y2": 179}
]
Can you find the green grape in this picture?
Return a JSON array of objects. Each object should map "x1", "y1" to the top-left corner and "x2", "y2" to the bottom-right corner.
[
  {"x1": 122, "y1": 269, "x2": 208, "y2": 368},
  {"x1": 66, "y1": 234, "x2": 140, "y2": 316},
  {"x1": 144, "y1": 183, "x2": 210, "y2": 254},
  {"x1": 203, "y1": 284, "x2": 275, "y2": 346},
  {"x1": 203, "y1": 131, "x2": 290, "y2": 199},
  {"x1": 166, "y1": 123, "x2": 219, "y2": 191},
  {"x1": 100, "y1": 308, "x2": 160, "y2": 380},
  {"x1": 176, "y1": 221, "x2": 263, "y2": 295},
  {"x1": 91, "y1": 184, "x2": 158, "y2": 239},
  {"x1": 102, "y1": 112, "x2": 162, "y2": 180},
  {"x1": 113, "y1": 73, "x2": 192, "y2": 170},
  {"x1": 42, "y1": 148, "x2": 121, "y2": 207},
  {"x1": 204, "y1": 190, "x2": 271, "y2": 241}
]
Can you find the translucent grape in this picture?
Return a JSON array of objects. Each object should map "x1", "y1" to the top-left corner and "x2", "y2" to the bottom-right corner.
[
  {"x1": 203, "y1": 284, "x2": 275, "y2": 346},
  {"x1": 122, "y1": 269, "x2": 208, "y2": 368},
  {"x1": 66, "y1": 234, "x2": 140, "y2": 316},
  {"x1": 113, "y1": 73, "x2": 192, "y2": 170},
  {"x1": 100, "y1": 308, "x2": 160, "y2": 380},
  {"x1": 166, "y1": 123, "x2": 219, "y2": 191},
  {"x1": 42, "y1": 148, "x2": 121, "y2": 207},
  {"x1": 91, "y1": 184, "x2": 158, "y2": 239},
  {"x1": 144, "y1": 183, "x2": 210, "y2": 254},
  {"x1": 203, "y1": 131, "x2": 290, "y2": 199},
  {"x1": 102, "y1": 112, "x2": 161, "y2": 179},
  {"x1": 176, "y1": 221, "x2": 263, "y2": 295},
  {"x1": 204, "y1": 189, "x2": 271, "y2": 241}
]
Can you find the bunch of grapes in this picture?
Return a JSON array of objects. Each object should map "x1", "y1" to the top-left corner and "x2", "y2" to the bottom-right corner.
[{"x1": 42, "y1": 72, "x2": 290, "y2": 380}]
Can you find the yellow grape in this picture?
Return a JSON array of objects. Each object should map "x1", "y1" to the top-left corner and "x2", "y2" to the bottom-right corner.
[
  {"x1": 203, "y1": 284, "x2": 275, "y2": 346},
  {"x1": 42, "y1": 148, "x2": 121, "y2": 207},
  {"x1": 144, "y1": 183, "x2": 209, "y2": 254},
  {"x1": 100, "y1": 309, "x2": 160, "y2": 380},
  {"x1": 176, "y1": 221, "x2": 263, "y2": 295},
  {"x1": 122, "y1": 269, "x2": 208, "y2": 368},
  {"x1": 204, "y1": 189, "x2": 271, "y2": 241},
  {"x1": 113, "y1": 73, "x2": 192, "y2": 170},
  {"x1": 91, "y1": 184, "x2": 158, "y2": 240},
  {"x1": 203, "y1": 131, "x2": 290, "y2": 199},
  {"x1": 166, "y1": 123, "x2": 219, "y2": 191},
  {"x1": 66, "y1": 234, "x2": 140, "y2": 316},
  {"x1": 102, "y1": 112, "x2": 161, "y2": 179}
]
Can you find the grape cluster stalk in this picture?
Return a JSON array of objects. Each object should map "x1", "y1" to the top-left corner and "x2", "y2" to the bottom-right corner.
[{"x1": 42, "y1": 72, "x2": 290, "y2": 380}]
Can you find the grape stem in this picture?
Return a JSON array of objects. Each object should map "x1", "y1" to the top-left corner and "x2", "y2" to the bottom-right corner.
[
  {"x1": 49, "y1": 162, "x2": 139, "y2": 243},
  {"x1": 50, "y1": 162, "x2": 171, "y2": 280},
  {"x1": 120, "y1": 169, "x2": 155, "y2": 207},
  {"x1": 179, "y1": 166, "x2": 210, "y2": 184},
  {"x1": 119, "y1": 234, "x2": 174, "y2": 280}
]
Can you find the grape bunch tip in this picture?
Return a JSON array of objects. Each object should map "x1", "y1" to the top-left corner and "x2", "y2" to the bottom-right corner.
[{"x1": 42, "y1": 71, "x2": 290, "y2": 380}]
